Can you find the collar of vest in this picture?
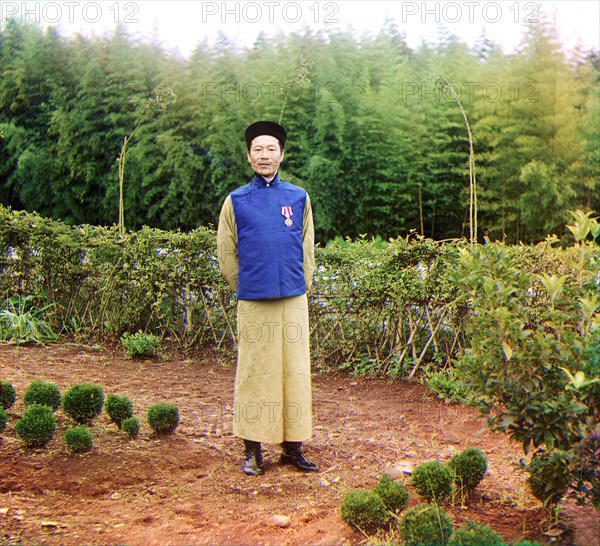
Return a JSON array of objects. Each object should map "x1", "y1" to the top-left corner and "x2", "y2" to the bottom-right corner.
[{"x1": 252, "y1": 173, "x2": 281, "y2": 187}]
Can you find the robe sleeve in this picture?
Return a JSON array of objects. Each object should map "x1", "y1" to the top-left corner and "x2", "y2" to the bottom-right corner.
[
  {"x1": 303, "y1": 193, "x2": 316, "y2": 293},
  {"x1": 217, "y1": 194, "x2": 239, "y2": 292}
]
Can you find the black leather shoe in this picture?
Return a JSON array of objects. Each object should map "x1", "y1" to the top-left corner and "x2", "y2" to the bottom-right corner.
[
  {"x1": 280, "y1": 441, "x2": 319, "y2": 472},
  {"x1": 242, "y1": 440, "x2": 264, "y2": 476}
]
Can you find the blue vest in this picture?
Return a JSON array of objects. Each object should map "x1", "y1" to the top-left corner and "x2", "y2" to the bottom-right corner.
[{"x1": 230, "y1": 174, "x2": 307, "y2": 300}]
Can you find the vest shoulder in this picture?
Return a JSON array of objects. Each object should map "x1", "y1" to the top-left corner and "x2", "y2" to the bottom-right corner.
[
  {"x1": 230, "y1": 183, "x2": 252, "y2": 197},
  {"x1": 280, "y1": 181, "x2": 307, "y2": 195}
]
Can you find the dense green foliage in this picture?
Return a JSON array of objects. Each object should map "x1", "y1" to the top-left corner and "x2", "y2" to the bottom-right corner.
[
  {"x1": 121, "y1": 331, "x2": 162, "y2": 358},
  {"x1": 15, "y1": 403, "x2": 56, "y2": 447},
  {"x1": 373, "y1": 472, "x2": 410, "y2": 514},
  {"x1": 122, "y1": 416, "x2": 140, "y2": 439},
  {"x1": 525, "y1": 450, "x2": 570, "y2": 506},
  {"x1": 105, "y1": 394, "x2": 134, "y2": 429},
  {"x1": 147, "y1": 403, "x2": 179, "y2": 435},
  {"x1": 410, "y1": 461, "x2": 454, "y2": 503},
  {"x1": 339, "y1": 489, "x2": 389, "y2": 532},
  {"x1": 64, "y1": 425, "x2": 94, "y2": 453},
  {"x1": 0, "y1": 16, "x2": 598, "y2": 244},
  {"x1": 0, "y1": 380, "x2": 16, "y2": 409},
  {"x1": 448, "y1": 520, "x2": 505, "y2": 546},
  {"x1": 23, "y1": 380, "x2": 61, "y2": 411},
  {"x1": 447, "y1": 448, "x2": 488, "y2": 495},
  {"x1": 398, "y1": 503, "x2": 453, "y2": 546},
  {"x1": 0, "y1": 406, "x2": 7, "y2": 432},
  {"x1": 62, "y1": 383, "x2": 105, "y2": 424},
  {"x1": 451, "y1": 214, "x2": 600, "y2": 506}
]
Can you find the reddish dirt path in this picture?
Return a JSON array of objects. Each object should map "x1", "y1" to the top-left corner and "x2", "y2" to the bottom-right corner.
[{"x1": 1, "y1": 343, "x2": 597, "y2": 545}]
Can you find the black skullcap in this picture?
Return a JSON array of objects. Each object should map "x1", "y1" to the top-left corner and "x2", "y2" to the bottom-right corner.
[{"x1": 245, "y1": 121, "x2": 287, "y2": 150}]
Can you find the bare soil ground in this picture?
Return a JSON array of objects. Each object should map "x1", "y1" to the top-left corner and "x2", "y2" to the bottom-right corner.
[{"x1": 1, "y1": 343, "x2": 598, "y2": 546}]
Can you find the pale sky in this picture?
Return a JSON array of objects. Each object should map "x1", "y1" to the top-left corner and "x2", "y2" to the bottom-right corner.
[{"x1": 2, "y1": 1, "x2": 599, "y2": 56}]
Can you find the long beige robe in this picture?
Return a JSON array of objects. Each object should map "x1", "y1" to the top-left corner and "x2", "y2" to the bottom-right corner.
[{"x1": 217, "y1": 192, "x2": 315, "y2": 443}]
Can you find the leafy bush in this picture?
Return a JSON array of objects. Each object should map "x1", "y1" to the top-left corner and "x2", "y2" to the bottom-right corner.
[
  {"x1": 121, "y1": 331, "x2": 161, "y2": 358},
  {"x1": 0, "y1": 380, "x2": 16, "y2": 409},
  {"x1": 410, "y1": 461, "x2": 454, "y2": 503},
  {"x1": 423, "y1": 366, "x2": 472, "y2": 405},
  {"x1": 62, "y1": 383, "x2": 104, "y2": 424},
  {"x1": 452, "y1": 228, "x2": 600, "y2": 507},
  {"x1": 147, "y1": 403, "x2": 179, "y2": 435},
  {"x1": 0, "y1": 294, "x2": 57, "y2": 344},
  {"x1": 64, "y1": 425, "x2": 93, "y2": 453},
  {"x1": 448, "y1": 447, "x2": 487, "y2": 495},
  {"x1": 373, "y1": 472, "x2": 409, "y2": 513},
  {"x1": 122, "y1": 416, "x2": 140, "y2": 439},
  {"x1": 15, "y1": 403, "x2": 56, "y2": 447},
  {"x1": 340, "y1": 489, "x2": 389, "y2": 532},
  {"x1": 23, "y1": 380, "x2": 61, "y2": 411},
  {"x1": 105, "y1": 393, "x2": 134, "y2": 429},
  {"x1": 448, "y1": 519, "x2": 505, "y2": 545},
  {"x1": 398, "y1": 503, "x2": 453, "y2": 546},
  {"x1": 0, "y1": 406, "x2": 7, "y2": 432},
  {"x1": 525, "y1": 450, "x2": 570, "y2": 506}
]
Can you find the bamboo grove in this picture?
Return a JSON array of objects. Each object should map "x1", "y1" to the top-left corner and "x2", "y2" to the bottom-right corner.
[{"x1": 0, "y1": 13, "x2": 598, "y2": 245}]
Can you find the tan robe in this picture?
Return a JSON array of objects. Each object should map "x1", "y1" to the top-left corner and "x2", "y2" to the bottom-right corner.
[{"x1": 217, "y1": 193, "x2": 315, "y2": 443}]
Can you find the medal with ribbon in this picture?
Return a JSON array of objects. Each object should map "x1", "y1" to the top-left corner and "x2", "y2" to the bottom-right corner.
[{"x1": 282, "y1": 206, "x2": 293, "y2": 227}]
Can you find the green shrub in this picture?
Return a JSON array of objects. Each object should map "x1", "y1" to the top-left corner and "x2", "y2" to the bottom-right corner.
[
  {"x1": 410, "y1": 461, "x2": 454, "y2": 503},
  {"x1": 340, "y1": 489, "x2": 389, "y2": 532},
  {"x1": 62, "y1": 383, "x2": 104, "y2": 424},
  {"x1": 373, "y1": 472, "x2": 410, "y2": 513},
  {"x1": 23, "y1": 380, "x2": 61, "y2": 411},
  {"x1": 525, "y1": 450, "x2": 570, "y2": 506},
  {"x1": 147, "y1": 403, "x2": 179, "y2": 435},
  {"x1": 511, "y1": 541, "x2": 542, "y2": 546},
  {"x1": 452, "y1": 232, "x2": 600, "y2": 506},
  {"x1": 15, "y1": 403, "x2": 56, "y2": 447},
  {"x1": 0, "y1": 406, "x2": 7, "y2": 432},
  {"x1": 0, "y1": 380, "x2": 17, "y2": 409},
  {"x1": 448, "y1": 448, "x2": 488, "y2": 494},
  {"x1": 448, "y1": 519, "x2": 505, "y2": 545},
  {"x1": 122, "y1": 416, "x2": 140, "y2": 439},
  {"x1": 121, "y1": 330, "x2": 161, "y2": 358},
  {"x1": 398, "y1": 503, "x2": 453, "y2": 546},
  {"x1": 64, "y1": 425, "x2": 93, "y2": 453},
  {"x1": 105, "y1": 393, "x2": 134, "y2": 429}
]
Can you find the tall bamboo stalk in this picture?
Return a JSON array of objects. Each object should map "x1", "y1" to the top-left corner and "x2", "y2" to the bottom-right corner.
[{"x1": 437, "y1": 76, "x2": 478, "y2": 245}]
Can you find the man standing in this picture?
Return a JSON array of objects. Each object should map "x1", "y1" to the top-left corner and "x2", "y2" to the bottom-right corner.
[{"x1": 217, "y1": 121, "x2": 318, "y2": 476}]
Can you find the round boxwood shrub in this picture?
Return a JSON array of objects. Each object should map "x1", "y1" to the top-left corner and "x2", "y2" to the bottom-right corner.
[
  {"x1": 448, "y1": 447, "x2": 488, "y2": 494},
  {"x1": 0, "y1": 406, "x2": 8, "y2": 432},
  {"x1": 122, "y1": 416, "x2": 140, "y2": 439},
  {"x1": 448, "y1": 519, "x2": 505, "y2": 545},
  {"x1": 398, "y1": 503, "x2": 453, "y2": 546},
  {"x1": 23, "y1": 380, "x2": 61, "y2": 411},
  {"x1": 0, "y1": 380, "x2": 17, "y2": 409},
  {"x1": 147, "y1": 403, "x2": 179, "y2": 435},
  {"x1": 410, "y1": 460, "x2": 454, "y2": 503},
  {"x1": 105, "y1": 393, "x2": 134, "y2": 429},
  {"x1": 62, "y1": 383, "x2": 104, "y2": 424},
  {"x1": 373, "y1": 472, "x2": 410, "y2": 513},
  {"x1": 15, "y1": 403, "x2": 56, "y2": 447},
  {"x1": 340, "y1": 489, "x2": 389, "y2": 532},
  {"x1": 64, "y1": 425, "x2": 93, "y2": 453}
]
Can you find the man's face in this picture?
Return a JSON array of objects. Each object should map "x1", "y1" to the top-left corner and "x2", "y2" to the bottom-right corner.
[{"x1": 247, "y1": 135, "x2": 284, "y2": 179}]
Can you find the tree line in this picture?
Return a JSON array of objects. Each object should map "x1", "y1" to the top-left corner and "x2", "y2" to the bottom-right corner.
[{"x1": 0, "y1": 13, "x2": 598, "y2": 244}]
